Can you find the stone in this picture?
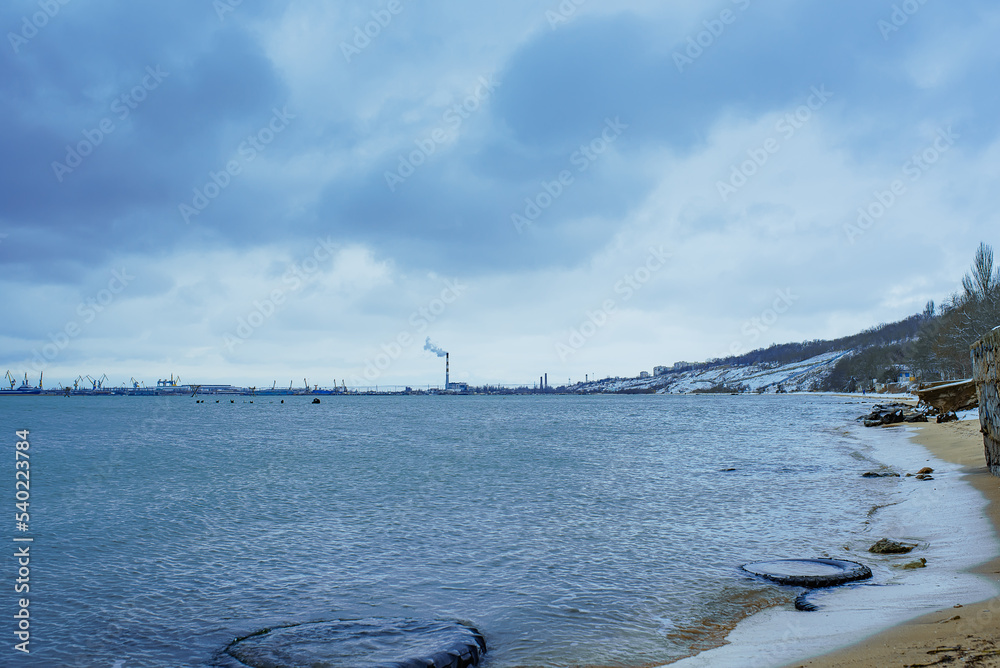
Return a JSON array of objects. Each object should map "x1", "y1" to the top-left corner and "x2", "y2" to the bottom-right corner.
[
  {"x1": 917, "y1": 467, "x2": 934, "y2": 474},
  {"x1": 971, "y1": 328, "x2": 1000, "y2": 476},
  {"x1": 868, "y1": 538, "x2": 915, "y2": 554}
]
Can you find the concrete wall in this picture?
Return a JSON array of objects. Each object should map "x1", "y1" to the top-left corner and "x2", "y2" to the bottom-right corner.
[{"x1": 972, "y1": 327, "x2": 1000, "y2": 476}]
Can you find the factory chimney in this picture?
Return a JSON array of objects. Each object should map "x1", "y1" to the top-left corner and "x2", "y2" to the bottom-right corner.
[
  {"x1": 544, "y1": 373, "x2": 548, "y2": 389},
  {"x1": 446, "y1": 352, "x2": 450, "y2": 389}
]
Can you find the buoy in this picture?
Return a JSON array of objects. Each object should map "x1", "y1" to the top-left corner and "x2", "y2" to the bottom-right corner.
[{"x1": 312, "y1": 398, "x2": 321, "y2": 404}]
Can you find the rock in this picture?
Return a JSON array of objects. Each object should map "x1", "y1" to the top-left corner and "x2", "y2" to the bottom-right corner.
[
  {"x1": 915, "y1": 474, "x2": 934, "y2": 480},
  {"x1": 862, "y1": 471, "x2": 900, "y2": 478},
  {"x1": 859, "y1": 403, "x2": 932, "y2": 427},
  {"x1": 937, "y1": 412, "x2": 959, "y2": 423},
  {"x1": 868, "y1": 538, "x2": 916, "y2": 554},
  {"x1": 917, "y1": 467, "x2": 934, "y2": 474},
  {"x1": 895, "y1": 558, "x2": 927, "y2": 570}
]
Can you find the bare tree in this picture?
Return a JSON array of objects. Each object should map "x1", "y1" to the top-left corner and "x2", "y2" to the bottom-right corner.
[
  {"x1": 962, "y1": 242, "x2": 997, "y2": 302},
  {"x1": 909, "y1": 243, "x2": 1000, "y2": 380}
]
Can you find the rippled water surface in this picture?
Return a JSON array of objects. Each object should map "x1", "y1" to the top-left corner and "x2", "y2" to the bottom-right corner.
[{"x1": 1, "y1": 394, "x2": 886, "y2": 667}]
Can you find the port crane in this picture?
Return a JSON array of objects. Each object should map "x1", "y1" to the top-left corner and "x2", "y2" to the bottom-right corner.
[
  {"x1": 4, "y1": 371, "x2": 15, "y2": 390},
  {"x1": 83, "y1": 374, "x2": 108, "y2": 390}
]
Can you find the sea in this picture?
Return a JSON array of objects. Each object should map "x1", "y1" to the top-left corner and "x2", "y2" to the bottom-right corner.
[{"x1": 0, "y1": 394, "x2": 971, "y2": 667}]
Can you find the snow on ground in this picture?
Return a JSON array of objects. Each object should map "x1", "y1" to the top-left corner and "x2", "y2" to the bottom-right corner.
[{"x1": 571, "y1": 351, "x2": 852, "y2": 394}]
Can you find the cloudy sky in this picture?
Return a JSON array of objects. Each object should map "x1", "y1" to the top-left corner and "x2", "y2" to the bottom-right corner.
[{"x1": 1, "y1": 0, "x2": 998, "y2": 389}]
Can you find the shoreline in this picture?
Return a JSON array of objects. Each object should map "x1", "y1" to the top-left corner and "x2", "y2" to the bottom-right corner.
[
  {"x1": 664, "y1": 405, "x2": 1000, "y2": 668},
  {"x1": 786, "y1": 418, "x2": 1000, "y2": 667}
]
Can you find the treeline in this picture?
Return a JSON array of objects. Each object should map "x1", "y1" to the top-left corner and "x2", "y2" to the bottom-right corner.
[
  {"x1": 690, "y1": 242, "x2": 1000, "y2": 391},
  {"x1": 909, "y1": 242, "x2": 1000, "y2": 379}
]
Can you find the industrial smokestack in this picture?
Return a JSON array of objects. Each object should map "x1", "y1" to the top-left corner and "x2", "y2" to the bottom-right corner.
[
  {"x1": 424, "y1": 338, "x2": 450, "y2": 389},
  {"x1": 544, "y1": 373, "x2": 548, "y2": 389}
]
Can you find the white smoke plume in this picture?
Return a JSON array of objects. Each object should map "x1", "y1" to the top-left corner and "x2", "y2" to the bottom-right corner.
[{"x1": 423, "y1": 337, "x2": 448, "y2": 357}]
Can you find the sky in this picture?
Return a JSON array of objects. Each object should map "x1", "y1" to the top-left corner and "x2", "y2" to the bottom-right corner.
[{"x1": 1, "y1": 0, "x2": 998, "y2": 389}]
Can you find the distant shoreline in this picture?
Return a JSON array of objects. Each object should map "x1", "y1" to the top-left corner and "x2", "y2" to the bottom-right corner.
[{"x1": 0, "y1": 389, "x2": 919, "y2": 398}]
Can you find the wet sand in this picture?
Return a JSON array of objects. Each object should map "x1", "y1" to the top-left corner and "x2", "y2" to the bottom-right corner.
[{"x1": 786, "y1": 418, "x2": 1000, "y2": 668}]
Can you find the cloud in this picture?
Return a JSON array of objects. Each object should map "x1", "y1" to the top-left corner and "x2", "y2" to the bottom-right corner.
[{"x1": 1, "y1": 0, "x2": 998, "y2": 385}]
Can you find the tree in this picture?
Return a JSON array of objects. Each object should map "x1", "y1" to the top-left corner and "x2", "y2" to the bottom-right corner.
[
  {"x1": 911, "y1": 242, "x2": 1000, "y2": 380},
  {"x1": 962, "y1": 242, "x2": 998, "y2": 302}
]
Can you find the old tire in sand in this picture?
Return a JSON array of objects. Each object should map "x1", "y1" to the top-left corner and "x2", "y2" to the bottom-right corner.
[
  {"x1": 222, "y1": 618, "x2": 487, "y2": 668},
  {"x1": 741, "y1": 558, "x2": 872, "y2": 588}
]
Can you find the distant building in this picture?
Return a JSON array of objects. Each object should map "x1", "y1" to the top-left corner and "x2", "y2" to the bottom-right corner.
[
  {"x1": 639, "y1": 371, "x2": 650, "y2": 379},
  {"x1": 898, "y1": 370, "x2": 916, "y2": 384},
  {"x1": 653, "y1": 366, "x2": 669, "y2": 376},
  {"x1": 673, "y1": 361, "x2": 690, "y2": 370}
]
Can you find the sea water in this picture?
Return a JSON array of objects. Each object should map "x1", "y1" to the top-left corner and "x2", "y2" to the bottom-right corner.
[{"x1": 0, "y1": 394, "x2": 912, "y2": 666}]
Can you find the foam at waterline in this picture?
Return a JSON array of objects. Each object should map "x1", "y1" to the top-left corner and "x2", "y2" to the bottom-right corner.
[{"x1": 664, "y1": 421, "x2": 1000, "y2": 668}]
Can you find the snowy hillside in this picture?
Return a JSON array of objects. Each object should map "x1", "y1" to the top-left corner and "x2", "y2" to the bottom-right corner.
[{"x1": 570, "y1": 351, "x2": 851, "y2": 394}]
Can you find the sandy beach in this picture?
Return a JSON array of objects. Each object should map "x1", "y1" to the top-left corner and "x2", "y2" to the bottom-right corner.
[
  {"x1": 785, "y1": 418, "x2": 1000, "y2": 667},
  {"x1": 665, "y1": 404, "x2": 1000, "y2": 668}
]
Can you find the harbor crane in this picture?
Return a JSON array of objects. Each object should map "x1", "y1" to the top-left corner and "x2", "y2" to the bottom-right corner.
[{"x1": 4, "y1": 371, "x2": 15, "y2": 390}]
